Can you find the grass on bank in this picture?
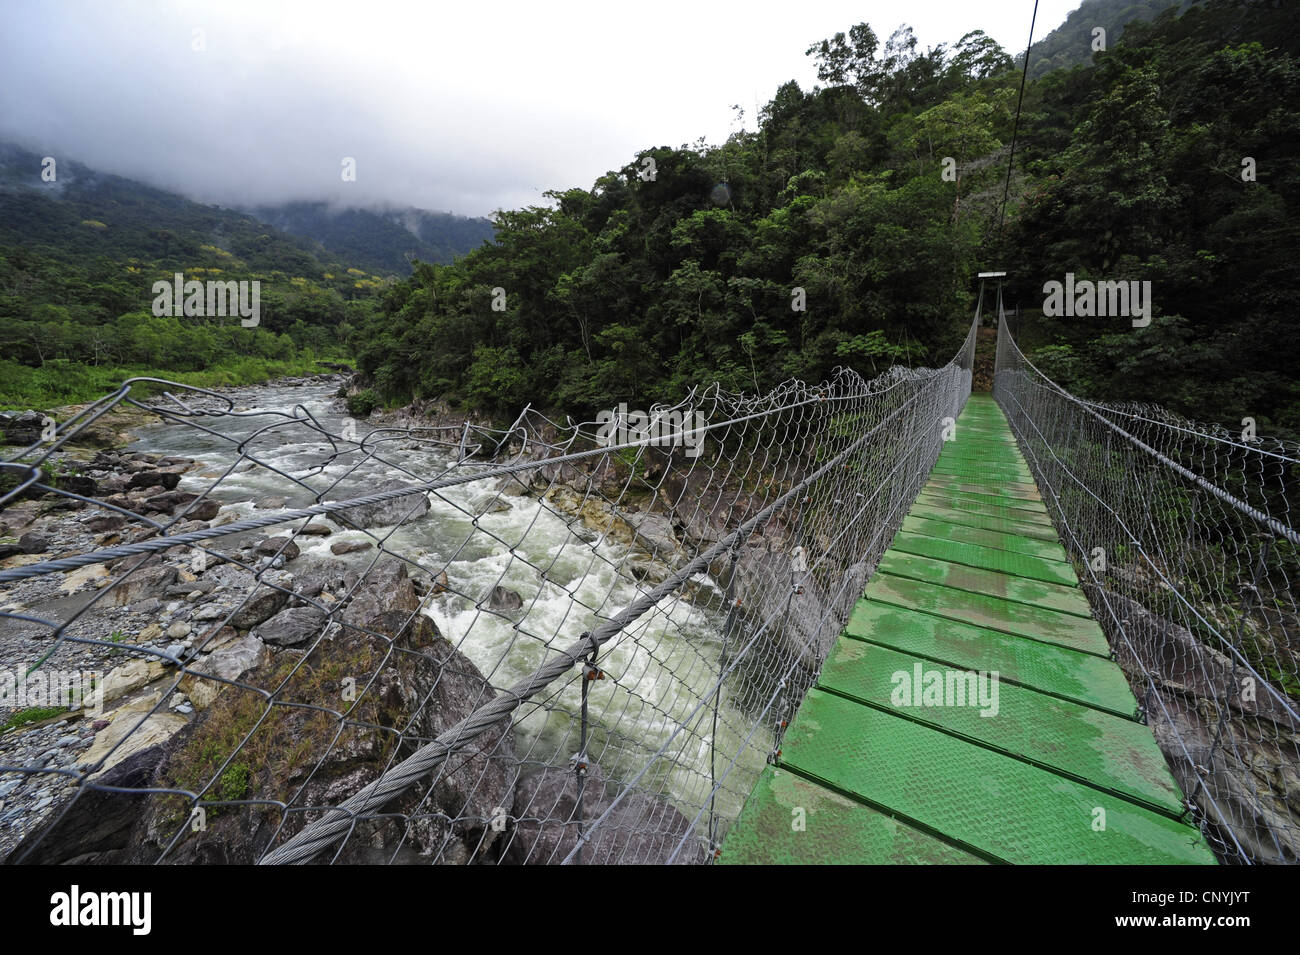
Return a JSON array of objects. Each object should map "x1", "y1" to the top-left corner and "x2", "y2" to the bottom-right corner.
[{"x1": 0, "y1": 353, "x2": 353, "y2": 411}]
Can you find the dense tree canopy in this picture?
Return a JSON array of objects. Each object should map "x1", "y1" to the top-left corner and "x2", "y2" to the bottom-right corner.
[{"x1": 350, "y1": 1, "x2": 1298, "y2": 444}]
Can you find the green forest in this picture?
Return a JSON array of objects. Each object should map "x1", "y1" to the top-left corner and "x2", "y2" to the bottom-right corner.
[
  {"x1": 345, "y1": 0, "x2": 1299, "y2": 439},
  {"x1": 0, "y1": 149, "x2": 396, "y2": 406}
]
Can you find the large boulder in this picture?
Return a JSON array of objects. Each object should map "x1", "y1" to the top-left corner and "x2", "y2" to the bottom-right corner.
[
  {"x1": 339, "y1": 559, "x2": 419, "y2": 631},
  {"x1": 99, "y1": 657, "x2": 170, "y2": 704},
  {"x1": 501, "y1": 763, "x2": 707, "y2": 865},
  {"x1": 625, "y1": 511, "x2": 684, "y2": 563},
  {"x1": 487, "y1": 585, "x2": 523, "y2": 612},
  {"x1": 581, "y1": 791, "x2": 708, "y2": 865},
  {"x1": 256, "y1": 606, "x2": 328, "y2": 647},
  {"x1": 5, "y1": 744, "x2": 170, "y2": 865},
  {"x1": 0, "y1": 410, "x2": 49, "y2": 446},
  {"x1": 502, "y1": 763, "x2": 607, "y2": 864},
  {"x1": 109, "y1": 561, "x2": 178, "y2": 606},
  {"x1": 82, "y1": 691, "x2": 188, "y2": 779},
  {"x1": 128, "y1": 470, "x2": 181, "y2": 491},
  {"x1": 255, "y1": 536, "x2": 301, "y2": 561},
  {"x1": 229, "y1": 584, "x2": 290, "y2": 630},
  {"x1": 332, "y1": 480, "x2": 430, "y2": 529},
  {"x1": 118, "y1": 610, "x2": 516, "y2": 864},
  {"x1": 179, "y1": 634, "x2": 271, "y2": 708}
]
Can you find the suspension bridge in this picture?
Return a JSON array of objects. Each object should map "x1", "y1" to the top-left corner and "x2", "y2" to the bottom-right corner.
[
  {"x1": 721, "y1": 392, "x2": 1216, "y2": 864},
  {"x1": 0, "y1": 303, "x2": 1295, "y2": 865}
]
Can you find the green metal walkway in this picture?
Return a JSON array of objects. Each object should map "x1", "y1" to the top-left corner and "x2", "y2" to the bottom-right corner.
[{"x1": 720, "y1": 394, "x2": 1216, "y2": 865}]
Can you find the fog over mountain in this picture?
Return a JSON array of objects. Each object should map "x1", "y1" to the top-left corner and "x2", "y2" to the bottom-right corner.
[{"x1": 0, "y1": 0, "x2": 1078, "y2": 219}]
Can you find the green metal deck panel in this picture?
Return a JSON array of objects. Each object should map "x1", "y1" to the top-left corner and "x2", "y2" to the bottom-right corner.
[
  {"x1": 923, "y1": 474, "x2": 1048, "y2": 498},
  {"x1": 916, "y1": 489, "x2": 1053, "y2": 522},
  {"x1": 915, "y1": 493, "x2": 1045, "y2": 522},
  {"x1": 777, "y1": 689, "x2": 1215, "y2": 865},
  {"x1": 942, "y1": 435, "x2": 1021, "y2": 447},
  {"x1": 909, "y1": 503, "x2": 1062, "y2": 541},
  {"x1": 954, "y1": 419, "x2": 1014, "y2": 428},
  {"x1": 844, "y1": 601, "x2": 1137, "y2": 716},
  {"x1": 816, "y1": 640, "x2": 1187, "y2": 816},
  {"x1": 936, "y1": 455, "x2": 1030, "y2": 476},
  {"x1": 718, "y1": 766, "x2": 987, "y2": 865},
  {"x1": 901, "y1": 515, "x2": 1070, "y2": 562},
  {"x1": 944, "y1": 434, "x2": 1020, "y2": 449},
  {"x1": 887, "y1": 530, "x2": 1078, "y2": 586},
  {"x1": 865, "y1": 574, "x2": 1111, "y2": 656},
  {"x1": 935, "y1": 447, "x2": 1030, "y2": 466},
  {"x1": 932, "y1": 457, "x2": 1032, "y2": 475},
  {"x1": 945, "y1": 444, "x2": 1021, "y2": 456},
  {"x1": 925, "y1": 473, "x2": 1043, "y2": 500},
  {"x1": 875, "y1": 552, "x2": 1093, "y2": 618},
  {"x1": 929, "y1": 474, "x2": 1036, "y2": 491}
]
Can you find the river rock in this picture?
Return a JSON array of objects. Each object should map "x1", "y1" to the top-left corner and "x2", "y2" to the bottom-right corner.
[
  {"x1": 332, "y1": 480, "x2": 430, "y2": 529},
  {"x1": 18, "y1": 532, "x2": 51, "y2": 554},
  {"x1": 291, "y1": 560, "x2": 352, "y2": 600},
  {"x1": 582, "y1": 792, "x2": 707, "y2": 865},
  {"x1": 501, "y1": 764, "x2": 705, "y2": 865},
  {"x1": 503, "y1": 763, "x2": 607, "y2": 864},
  {"x1": 109, "y1": 562, "x2": 178, "y2": 606},
  {"x1": 128, "y1": 470, "x2": 181, "y2": 491},
  {"x1": 624, "y1": 511, "x2": 684, "y2": 563},
  {"x1": 257, "y1": 606, "x2": 328, "y2": 647},
  {"x1": 340, "y1": 560, "x2": 418, "y2": 629},
  {"x1": 59, "y1": 563, "x2": 109, "y2": 594},
  {"x1": 118, "y1": 610, "x2": 515, "y2": 864},
  {"x1": 58, "y1": 474, "x2": 99, "y2": 497},
  {"x1": 142, "y1": 490, "x2": 198, "y2": 514},
  {"x1": 84, "y1": 513, "x2": 127, "y2": 533},
  {"x1": 99, "y1": 658, "x2": 170, "y2": 704},
  {"x1": 330, "y1": 539, "x2": 372, "y2": 555},
  {"x1": 82, "y1": 692, "x2": 187, "y2": 778},
  {"x1": 95, "y1": 473, "x2": 129, "y2": 495},
  {"x1": 255, "y1": 536, "x2": 300, "y2": 560},
  {"x1": 229, "y1": 585, "x2": 290, "y2": 629},
  {"x1": 4, "y1": 744, "x2": 169, "y2": 865},
  {"x1": 180, "y1": 634, "x2": 270, "y2": 708},
  {"x1": 0, "y1": 410, "x2": 46, "y2": 445},
  {"x1": 487, "y1": 586, "x2": 524, "y2": 612},
  {"x1": 187, "y1": 499, "x2": 221, "y2": 521}
]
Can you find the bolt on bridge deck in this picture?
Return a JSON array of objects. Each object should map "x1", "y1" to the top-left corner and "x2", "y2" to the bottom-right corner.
[{"x1": 720, "y1": 394, "x2": 1217, "y2": 864}]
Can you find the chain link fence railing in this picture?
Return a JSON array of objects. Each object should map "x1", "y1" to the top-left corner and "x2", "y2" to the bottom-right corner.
[
  {"x1": 994, "y1": 308, "x2": 1300, "y2": 865},
  {"x1": 0, "y1": 316, "x2": 975, "y2": 864}
]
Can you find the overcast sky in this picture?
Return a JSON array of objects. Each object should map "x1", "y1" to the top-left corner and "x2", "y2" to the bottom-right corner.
[{"x1": 0, "y1": 0, "x2": 1080, "y2": 219}]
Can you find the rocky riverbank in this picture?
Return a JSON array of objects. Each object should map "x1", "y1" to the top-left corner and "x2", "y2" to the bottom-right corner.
[{"x1": 1, "y1": 374, "x2": 708, "y2": 864}]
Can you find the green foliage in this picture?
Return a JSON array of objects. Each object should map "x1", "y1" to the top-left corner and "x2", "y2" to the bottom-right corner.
[
  {"x1": 3, "y1": 706, "x2": 64, "y2": 730},
  {"x1": 1027, "y1": 0, "x2": 1196, "y2": 79},
  {"x1": 0, "y1": 352, "x2": 348, "y2": 410},
  {"x1": 345, "y1": 388, "x2": 380, "y2": 417},
  {"x1": 1006, "y1": 0, "x2": 1300, "y2": 438},
  {"x1": 0, "y1": 146, "x2": 386, "y2": 407},
  {"x1": 216, "y1": 761, "x2": 251, "y2": 802}
]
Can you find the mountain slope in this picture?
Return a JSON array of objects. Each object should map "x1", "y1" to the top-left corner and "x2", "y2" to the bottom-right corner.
[
  {"x1": 249, "y1": 202, "x2": 496, "y2": 275},
  {"x1": 1028, "y1": 0, "x2": 1191, "y2": 78},
  {"x1": 0, "y1": 144, "x2": 389, "y2": 405}
]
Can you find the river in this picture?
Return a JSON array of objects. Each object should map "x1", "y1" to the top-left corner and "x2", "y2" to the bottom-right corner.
[{"x1": 127, "y1": 378, "x2": 771, "y2": 829}]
